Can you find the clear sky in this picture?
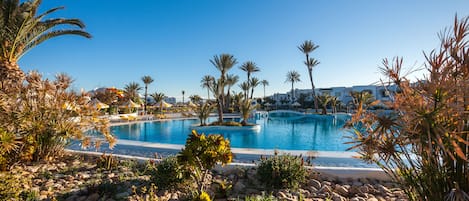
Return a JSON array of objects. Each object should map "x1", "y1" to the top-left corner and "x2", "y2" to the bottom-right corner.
[{"x1": 18, "y1": 0, "x2": 469, "y2": 101}]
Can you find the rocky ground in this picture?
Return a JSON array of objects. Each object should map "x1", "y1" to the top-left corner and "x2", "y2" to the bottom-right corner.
[{"x1": 2, "y1": 153, "x2": 408, "y2": 201}]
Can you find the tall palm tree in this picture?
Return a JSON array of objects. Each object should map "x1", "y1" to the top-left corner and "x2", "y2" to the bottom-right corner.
[
  {"x1": 0, "y1": 0, "x2": 91, "y2": 89},
  {"x1": 141, "y1": 75, "x2": 154, "y2": 114},
  {"x1": 124, "y1": 82, "x2": 142, "y2": 103},
  {"x1": 225, "y1": 74, "x2": 239, "y2": 111},
  {"x1": 261, "y1": 80, "x2": 269, "y2": 102},
  {"x1": 285, "y1": 71, "x2": 301, "y2": 103},
  {"x1": 210, "y1": 54, "x2": 237, "y2": 123},
  {"x1": 249, "y1": 77, "x2": 260, "y2": 99},
  {"x1": 181, "y1": 90, "x2": 185, "y2": 104},
  {"x1": 201, "y1": 75, "x2": 215, "y2": 100},
  {"x1": 298, "y1": 40, "x2": 320, "y2": 112},
  {"x1": 240, "y1": 61, "x2": 260, "y2": 83}
]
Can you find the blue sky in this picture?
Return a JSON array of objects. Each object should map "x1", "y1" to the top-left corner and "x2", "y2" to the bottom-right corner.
[{"x1": 18, "y1": 0, "x2": 469, "y2": 101}]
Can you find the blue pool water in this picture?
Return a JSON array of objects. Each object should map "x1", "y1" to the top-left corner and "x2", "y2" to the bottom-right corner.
[{"x1": 110, "y1": 113, "x2": 353, "y2": 152}]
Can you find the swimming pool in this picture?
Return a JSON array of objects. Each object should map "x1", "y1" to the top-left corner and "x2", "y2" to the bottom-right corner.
[{"x1": 110, "y1": 113, "x2": 353, "y2": 152}]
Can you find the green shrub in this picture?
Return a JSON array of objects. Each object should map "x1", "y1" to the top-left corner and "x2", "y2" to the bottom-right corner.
[
  {"x1": 151, "y1": 156, "x2": 187, "y2": 190},
  {"x1": 257, "y1": 152, "x2": 306, "y2": 189},
  {"x1": 178, "y1": 130, "x2": 232, "y2": 193}
]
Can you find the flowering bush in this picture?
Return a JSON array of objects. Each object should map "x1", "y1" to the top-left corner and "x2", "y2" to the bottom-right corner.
[{"x1": 178, "y1": 130, "x2": 232, "y2": 193}]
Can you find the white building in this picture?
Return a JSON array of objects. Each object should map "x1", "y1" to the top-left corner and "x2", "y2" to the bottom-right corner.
[{"x1": 269, "y1": 84, "x2": 398, "y2": 106}]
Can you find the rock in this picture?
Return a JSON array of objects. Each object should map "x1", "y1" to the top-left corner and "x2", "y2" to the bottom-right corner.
[
  {"x1": 170, "y1": 192, "x2": 179, "y2": 200},
  {"x1": 322, "y1": 181, "x2": 332, "y2": 187},
  {"x1": 309, "y1": 179, "x2": 322, "y2": 189},
  {"x1": 307, "y1": 186, "x2": 318, "y2": 193},
  {"x1": 376, "y1": 184, "x2": 391, "y2": 195},
  {"x1": 78, "y1": 172, "x2": 91, "y2": 179},
  {"x1": 299, "y1": 188, "x2": 311, "y2": 198},
  {"x1": 334, "y1": 184, "x2": 349, "y2": 196},
  {"x1": 107, "y1": 173, "x2": 115, "y2": 178},
  {"x1": 358, "y1": 185, "x2": 370, "y2": 194},
  {"x1": 350, "y1": 197, "x2": 366, "y2": 201},
  {"x1": 331, "y1": 192, "x2": 346, "y2": 201},
  {"x1": 87, "y1": 193, "x2": 100, "y2": 201},
  {"x1": 393, "y1": 190, "x2": 407, "y2": 198},
  {"x1": 319, "y1": 185, "x2": 332, "y2": 193},
  {"x1": 233, "y1": 181, "x2": 246, "y2": 193},
  {"x1": 277, "y1": 191, "x2": 288, "y2": 198}
]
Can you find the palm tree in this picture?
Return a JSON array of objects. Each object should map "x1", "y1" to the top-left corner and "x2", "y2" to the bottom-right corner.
[
  {"x1": 150, "y1": 92, "x2": 165, "y2": 104},
  {"x1": 261, "y1": 80, "x2": 269, "y2": 102},
  {"x1": 239, "y1": 61, "x2": 260, "y2": 95},
  {"x1": 141, "y1": 75, "x2": 154, "y2": 114},
  {"x1": 189, "y1": 94, "x2": 202, "y2": 104},
  {"x1": 182, "y1": 90, "x2": 185, "y2": 104},
  {"x1": 317, "y1": 94, "x2": 332, "y2": 114},
  {"x1": 201, "y1": 75, "x2": 215, "y2": 100},
  {"x1": 124, "y1": 82, "x2": 142, "y2": 103},
  {"x1": 225, "y1": 74, "x2": 239, "y2": 111},
  {"x1": 208, "y1": 78, "x2": 224, "y2": 123},
  {"x1": 298, "y1": 40, "x2": 320, "y2": 112},
  {"x1": 239, "y1": 81, "x2": 250, "y2": 100},
  {"x1": 350, "y1": 91, "x2": 375, "y2": 112},
  {"x1": 249, "y1": 77, "x2": 260, "y2": 99},
  {"x1": 330, "y1": 96, "x2": 339, "y2": 113},
  {"x1": 0, "y1": 0, "x2": 91, "y2": 89},
  {"x1": 285, "y1": 71, "x2": 301, "y2": 103},
  {"x1": 239, "y1": 98, "x2": 257, "y2": 126},
  {"x1": 194, "y1": 102, "x2": 215, "y2": 126},
  {"x1": 210, "y1": 54, "x2": 237, "y2": 123}
]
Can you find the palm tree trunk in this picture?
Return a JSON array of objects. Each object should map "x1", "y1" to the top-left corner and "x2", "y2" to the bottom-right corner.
[
  {"x1": 250, "y1": 87, "x2": 254, "y2": 99},
  {"x1": 207, "y1": 89, "x2": 210, "y2": 101},
  {"x1": 291, "y1": 82, "x2": 294, "y2": 103},
  {"x1": 0, "y1": 61, "x2": 25, "y2": 90},
  {"x1": 144, "y1": 86, "x2": 148, "y2": 114},
  {"x1": 263, "y1": 85, "x2": 266, "y2": 102},
  {"x1": 217, "y1": 97, "x2": 223, "y2": 123},
  {"x1": 226, "y1": 88, "x2": 231, "y2": 112},
  {"x1": 309, "y1": 69, "x2": 318, "y2": 113}
]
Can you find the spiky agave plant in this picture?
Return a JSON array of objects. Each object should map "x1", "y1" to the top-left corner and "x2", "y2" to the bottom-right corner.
[
  {"x1": 0, "y1": 0, "x2": 91, "y2": 89},
  {"x1": 347, "y1": 16, "x2": 469, "y2": 201}
]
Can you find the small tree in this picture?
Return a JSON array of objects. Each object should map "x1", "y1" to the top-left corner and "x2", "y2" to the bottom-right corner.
[
  {"x1": 194, "y1": 102, "x2": 215, "y2": 126},
  {"x1": 239, "y1": 98, "x2": 258, "y2": 126},
  {"x1": 178, "y1": 130, "x2": 232, "y2": 194}
]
